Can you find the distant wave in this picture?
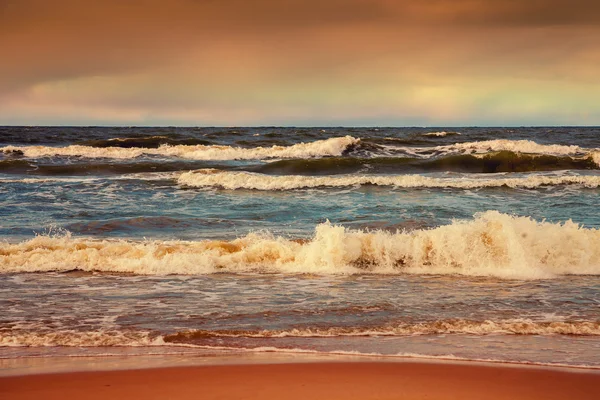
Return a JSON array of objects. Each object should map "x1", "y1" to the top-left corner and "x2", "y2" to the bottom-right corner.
[
  {"x1": 446, "y1": 139, "x2": 592, "y2": 156},
  {"x1": 422, "y1": 131, "x2": 461, "y2": 137},
  {"x1": 360, "y1": 139, "x2": 600, "y2": 165},
  {"x1": 3, "y1": 138, "x2": 598, "y2": 170},
  {"x1": 2, "y1": 152, "x2": 595, "y2": 176},
  {"x1": 0, "y1": 136, "x2": 359, "y2": 161},
  {"x1": 77, "y1": 135, "x2": 213, "y2": 148},
  {"x1": 178, "y1": 169, "x2": 600, "y2": 190},
  {"x1": 1, "y1": 211, "x2": 598, "y2": 279},
  {"x1": 256, "y1": 152, "x2": 598, "y2": 175},
  {"x1": 0, "y1": 159, "x2": 228, "y2": 176}
]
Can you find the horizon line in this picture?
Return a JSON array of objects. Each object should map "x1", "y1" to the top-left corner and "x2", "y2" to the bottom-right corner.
[{"x1": 2, "y1": 125, "x2": 599, "y2": 129}]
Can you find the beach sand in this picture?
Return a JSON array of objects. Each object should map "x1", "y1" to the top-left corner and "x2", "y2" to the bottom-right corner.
[{"x1": 1, "y1": 361, "x2": 599, "y2": 400}]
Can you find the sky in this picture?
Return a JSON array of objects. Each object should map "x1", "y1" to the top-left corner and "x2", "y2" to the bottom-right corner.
[{"x1": 1, "y1": 0, "x2": 599, "y2": 126}]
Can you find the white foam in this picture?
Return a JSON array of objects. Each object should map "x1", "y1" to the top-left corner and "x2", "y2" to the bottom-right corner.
[
  {"x1": 445, "y1": 139, "x2": 586, "y2": 155},
  {"x1": 0, "y1": 136, "x2": 359, "y2": 161},
  {"x1": 167, "y1": 319, "x2": 600, "y2": 339},
  {"x1": 422, "y1": 131, "x2": 461, "y2": 137},
  {"x1": 178, "y1": 169, "x2": 600, "y2": 190},
  {"x1": 0, "y1": 330, "x2": 164, "y2": 347},
  {"x1": 1, "y1": 211, "x2": 599, "y2": 279},
  {"x1": 592, "y1": 151, "x2": 600, "y2": 167},
  {"x1": 238, "y1": 347, "x2": 600, "y2": 370},
  {"x1": 386, "y1": 139, "x2": 599, "y2": 166}
]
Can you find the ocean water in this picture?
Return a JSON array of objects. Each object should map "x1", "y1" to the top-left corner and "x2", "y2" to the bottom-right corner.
[{"x1": 0, "y1": 126, "x2": 599, "y2": 368}]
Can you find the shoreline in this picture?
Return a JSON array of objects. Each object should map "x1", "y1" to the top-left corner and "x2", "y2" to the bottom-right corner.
[
  {"x1": 3, "y1": 348, "x2": 600, "y2": 377},
  {"x1": 1, "y1": 358, "x2": 599, "y2": 400}
]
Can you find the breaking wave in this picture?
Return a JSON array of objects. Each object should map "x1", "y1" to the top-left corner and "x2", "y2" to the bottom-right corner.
[
  {"x1": 445, "y1": 139, "x2": 589, "y2": 155},
  {"x1": 0, "y1": 136, "x2": 358, "y2": 161},
  {"x1": 178, "y1": 169, "x2": 600, "y2": 190},
  {"x1": 366, "y1": 139, "x2": 599, "y2": 165},
  {"x1": 1, "y1": 211, "x2": 599, "y2": 279}
]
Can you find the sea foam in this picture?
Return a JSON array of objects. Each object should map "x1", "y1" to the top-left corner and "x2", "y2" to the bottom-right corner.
[
  {"x1": 178, "y1": 169, "x2": 600, "y2": 190},
  {"x1": 382, "y1": 139, "x2": 599, "y2": 165},
  {"x1": 1, "y1": 211, "x2": 598, "y2": 279},
  {"x1": 165, "y1": 319, "x2": 600, "y2": 340},
  {"x1": 0, "y1": 330, "x2": 163, "y2": 347},
  {"x1": 4, "y1": 318, "x2": 598, "y2": 348},
  {"x1": 444, "y1": 139, "x2": 588, "y2": 156},
  {"x1": 422, "y1": 131, "x2": 461, "y2": 137}
]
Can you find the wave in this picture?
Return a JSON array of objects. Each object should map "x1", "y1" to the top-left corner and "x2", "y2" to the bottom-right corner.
[
  {"x1": 0, "y1": 159, "x2": 34, "y2": 172},
  {"x1": 357, "y1": 139, "x2": 599, "y2": 165},
  {"x1": 164, "y1": 320, "x2": 600, "y2": 341},
  {"x1": 0, "y1": 136, "x2": 359, "y2": 161},
  {"x1": 445, "y1": 139, "x2": 589, "y2": 155},
  {"x1": 3, "y1": 319, "x2": 598, "y2": 348},
  {"x1": 256, "y1": 152, "x2": 598, "y2": 175},
  {"x1": 422, "y1": 131, "x2": 461, "y2": 137},
  {"x1": 0, "y1": 330, "x2": 163, "y2": 347},
  {"x1": 1, "y1": 152, "x2": 595, "y2": 177},
  {"x1": 1, "y1": 211, "x2": 599, "y2": 279},
  {"x1": 178, "y1": 169, "x2": 600, "y2": 190},
  {"x1": 77, "y1": 136, "x2": 213, "y2": 148},
  {"x1": 0, "y1": 159, "x2": 230, "y2": 176}
]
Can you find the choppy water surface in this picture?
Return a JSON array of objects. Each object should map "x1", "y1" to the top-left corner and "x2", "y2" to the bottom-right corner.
[{"x1": 0, "y1": 126, "x2": 599, "y2": 368}]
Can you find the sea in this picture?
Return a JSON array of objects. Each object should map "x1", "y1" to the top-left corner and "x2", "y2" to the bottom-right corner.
[{"x1": 0, "y1": 126, "x2": 599, "y2": 369}]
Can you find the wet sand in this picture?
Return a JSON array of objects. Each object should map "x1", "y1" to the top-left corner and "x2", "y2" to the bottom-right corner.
[{"x1": 1, "y1": 361, "x2": 599, "y2": 400}]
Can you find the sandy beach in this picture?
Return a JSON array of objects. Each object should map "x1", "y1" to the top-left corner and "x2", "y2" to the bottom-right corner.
[{"x1": 1, "y1": 361, "x2": 599, "y2": 400}]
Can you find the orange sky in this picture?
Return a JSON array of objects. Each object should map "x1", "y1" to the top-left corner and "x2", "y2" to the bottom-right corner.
[{"x1": 1, "y1": 0, "x2": 599, "y2": 125}]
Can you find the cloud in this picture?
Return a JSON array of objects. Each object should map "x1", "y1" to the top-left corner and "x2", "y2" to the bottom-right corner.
[{"x1": 1, "y1": 0, "x2": 599, "y2": 124}]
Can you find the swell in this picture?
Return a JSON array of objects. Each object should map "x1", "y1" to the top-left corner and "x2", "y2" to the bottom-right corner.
[
  {"x1": 178, "y1": 169, "x2": 600, "y2": 190},
  {"x1": 66, "y1": 216, "x2": 235, "y2": 234},
  {"x1": 256, "y1": 152, "x2": 598, "y2": 175},
  {"x1": 77, "y1": 136, "x2": 213, "y2": 148},
  {"x1": 0, "y1": 136, "x2": 358, "y2": 161},
  {"x1": 1, "y1": 211, "x2": 599, "y2": 279},
  {"x1": 164, "y1": 319, "x2": 600, "y2": 342},
  {"x1": 0, "y1": 159, "x2": 232, "y2": 175},
  {"x1": 1, "y1": 152, "x2": 595, "y2": 177}
]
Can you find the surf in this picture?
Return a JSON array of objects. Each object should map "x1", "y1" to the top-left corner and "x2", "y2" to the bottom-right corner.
[
  {"x1": 177, "y1": 169, "x2": 600, "y2": 190},
  {"x1": 0, "y1": 136, "x2": 359, "y2": 161},
  {"x1": 164, "y1": 319, "x2": 600, "y2": 341},
  {"x1": 1, "y1": 211, "x2": 598, "y2": 279}
]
